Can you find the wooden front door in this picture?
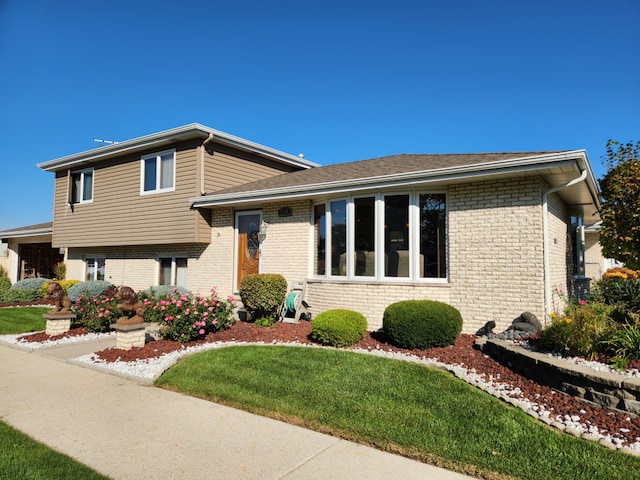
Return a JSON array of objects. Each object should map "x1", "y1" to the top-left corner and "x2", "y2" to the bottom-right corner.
[{"x1": 236, "y1": 212, "x2": 261, "y2": 288}]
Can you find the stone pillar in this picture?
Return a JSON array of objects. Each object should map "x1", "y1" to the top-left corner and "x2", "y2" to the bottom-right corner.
[
  {"x1": 44, "y1": 314, "x2": 75, "y2": 336},
  {"x1": 111, "y1": 323, "x2": 147, "y2": 350}
]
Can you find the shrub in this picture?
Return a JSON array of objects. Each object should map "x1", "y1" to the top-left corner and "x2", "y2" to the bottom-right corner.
[
  {"x1": 531, "y1": 302, "x2": 618, "y2": 360},
  {"x1": 10, "y1": 278, "x2": 50, "y2": 292},
  {"x1": 141, "y1": 285, "x2": 191, "y2": 298},
  {"x1": 39, "y1": 280, "x2": 80, "y2": 298},
  {"x1": 310, "y1": 309, "x2": 368, "y2": 347},
  {"x1": 0, "y1": 289, "x2": 42, "y2": 304},
  {"x1": 600, "y1": 319, "x2": 640, "y2": 369},
  {"x1": 52, "y1": 262, "x2": 66, "y2": 280},
  {"x1": 591, "y1": 277, "x2": 640, "y2": 315},
  {"x1": 72, "y1": 289, "x2": 121, "y2": 332},
  {"x1": 0, "y1": 265, "x2": 7, "y2": 278},
  {"x1": 144, "y1": 287, "x2": 236, "y2": 343},
  {"x1": 383, "y1": 300, "x2": 463, "y2": 349},
  {"x1": 0, "y1": 276, "x2": 10, "y2": 293},
  {"x1": 67, "y1": 280, "x2": 115, "y2": 302},
  {"x1": 239, "y1": 273, "x2": 288, "y2": 325}
]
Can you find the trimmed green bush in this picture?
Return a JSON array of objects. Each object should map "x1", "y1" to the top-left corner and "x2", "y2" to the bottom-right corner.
[
  {"x1": 0, "y1": 289, "x2": 43, "y2": 303},
  {"x1": 383, "y1": 300, "x2": 463, "y2": 349},
  {"x1": 10, "y1": 278, "x2": 50, "y2": 291},
  {"x1": 239, "y1": 273, "x2": 288, "y2": 324},
  {"x1": 310, "y1": 309, "x2": 368, "y2": 347},
  {"x1": 0, "y1": 276, "x2": 10, "y2": 293},
  {"x1": 67, "y1": 281, "x2": 115, "y2": 302}
]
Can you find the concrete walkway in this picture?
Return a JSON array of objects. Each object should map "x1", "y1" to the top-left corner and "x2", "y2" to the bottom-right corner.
[{"x1": 0, "y1": 339, "x2": 474, "y2": 479}]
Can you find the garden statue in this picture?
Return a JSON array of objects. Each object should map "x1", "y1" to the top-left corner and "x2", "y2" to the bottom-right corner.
[
  {"x1": 115, "y1": 286, "x2": 146, "y2": 326},
  {"x1": 47, "y1": 282, "x2": 72, "y2": 315},
  {"x1": 476, "y1": 312, "x2": 542, "y2": 340}
]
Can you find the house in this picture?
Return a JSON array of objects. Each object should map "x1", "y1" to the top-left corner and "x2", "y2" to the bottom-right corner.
[
  {"x1": 0, "y1": 222, "x2": 61, "y2": 282},
  {"x1": 14, "y1": 123, "x2": 603, "y2": 333}
]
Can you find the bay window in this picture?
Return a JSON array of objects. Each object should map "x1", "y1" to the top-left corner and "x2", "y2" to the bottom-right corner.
[{"x1": 313, "y1": 192, "x2": 447, "y2": 280}]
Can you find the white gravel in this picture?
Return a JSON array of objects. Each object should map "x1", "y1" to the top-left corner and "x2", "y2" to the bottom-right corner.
[{"x1": 2, "y1": 332, "x2": 639, "y2": 454}]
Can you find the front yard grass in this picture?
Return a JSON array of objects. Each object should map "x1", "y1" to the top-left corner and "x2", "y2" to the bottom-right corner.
[
  {"x1": 0, "y1": 307, "x2": 48, "y2": 334},
  {"x1": 156, "y1": 345, "x2": 640, "y2": 480},
  {"x1": 0, "y1": 420, "x2": 109, "y2": 480}
]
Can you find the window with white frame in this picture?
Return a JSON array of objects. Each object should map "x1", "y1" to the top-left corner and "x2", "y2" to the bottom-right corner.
[
  {"x1": 70, "y1": 169, "x2": 94, "y2": 203},
  {"x1": 141, "y1": 149, "x2": 175, "y2": 194},
  {"x1": 313, "y1": 192, "x2": 447, "y2": 280},
  {"x1": 159, "y1": 257, "x2": 188, "y2": 287},
  {"x1": 86, "y1": 258, "x2": 105, "y2": 281}
]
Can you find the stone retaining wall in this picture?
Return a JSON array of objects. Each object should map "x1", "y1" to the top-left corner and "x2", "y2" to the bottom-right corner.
[{"x1": 477, "y1": 338, "x2": 640, "y2": 416}]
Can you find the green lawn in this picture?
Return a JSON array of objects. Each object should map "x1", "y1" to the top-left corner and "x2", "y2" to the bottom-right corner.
[
  {"x1": 0, "y1": 307, "x2": 48, "y2": 334},
  {"x1": 0, "y1": 420, "x2": 109, "y2": 480},
  {"x1": 156, "y1": 345, "x2": 640, "y2": 480}
]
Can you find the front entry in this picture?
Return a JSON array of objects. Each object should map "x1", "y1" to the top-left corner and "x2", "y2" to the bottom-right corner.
[{"x1": 236, "y1": 212, "x2": 261, "y2": 289}]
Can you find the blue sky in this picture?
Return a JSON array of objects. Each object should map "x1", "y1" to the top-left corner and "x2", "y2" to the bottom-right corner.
[{"x1": 1, "y1": 0, "x2": 638, "y2": 230}]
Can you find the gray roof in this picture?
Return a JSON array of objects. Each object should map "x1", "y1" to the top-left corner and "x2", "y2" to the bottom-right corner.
[
  {"x1": 0, "y1": 222, "x2": 53, "y2": 239},
  {"x1": 192, "y1": 151, "x2": 569, "y2": 201}
]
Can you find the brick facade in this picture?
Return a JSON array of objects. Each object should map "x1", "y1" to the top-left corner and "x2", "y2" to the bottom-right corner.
[{"x1": 64, "y1": 177, "x2": 579, "y2": 334}]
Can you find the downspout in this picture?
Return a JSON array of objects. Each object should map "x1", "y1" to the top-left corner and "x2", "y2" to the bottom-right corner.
[
  {"x1": 199, "y1": 133, "x2": 214, "y2": 195},
  {"x1": 542, "y1": 166, "x2": 587, "y2": 319}
]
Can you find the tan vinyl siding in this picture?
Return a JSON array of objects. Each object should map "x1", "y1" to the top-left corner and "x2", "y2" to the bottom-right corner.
[
  {"x1": 52, "y1": 140, "x2": 206, "y2": 247},
  {"x1": 203, "y1": 143, "x2": 298, "y2": 195}
]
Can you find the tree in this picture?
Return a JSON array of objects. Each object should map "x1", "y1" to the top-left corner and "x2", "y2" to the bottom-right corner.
[{"x1": 599, "y1": 140, "x2": 640, "y2": 270}]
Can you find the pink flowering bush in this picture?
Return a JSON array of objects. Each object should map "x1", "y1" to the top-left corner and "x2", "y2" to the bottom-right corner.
[
  {"x1": 141, "y1": 287, "x2": 236, "y2": 343},
  {"x1": 72, "y1": 288, "x2": 122, "y2": 332}
]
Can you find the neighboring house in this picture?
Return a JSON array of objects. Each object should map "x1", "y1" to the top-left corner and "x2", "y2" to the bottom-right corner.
[
  {"x1": 32, "y1": 123, "x2": 602, "y2": 333},
  {"x1": 0, "y1": 222, "x2": 62, "y2": 283}
]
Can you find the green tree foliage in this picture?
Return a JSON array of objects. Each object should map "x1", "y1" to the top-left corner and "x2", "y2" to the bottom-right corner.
[{"x1": 599, "y1": 140, "x2": 640, "y2": 270}]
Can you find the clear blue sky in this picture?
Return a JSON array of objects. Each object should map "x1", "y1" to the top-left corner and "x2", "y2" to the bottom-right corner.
[{"x1": 1, "y1": 0, "x2": 638, "y2": 230}]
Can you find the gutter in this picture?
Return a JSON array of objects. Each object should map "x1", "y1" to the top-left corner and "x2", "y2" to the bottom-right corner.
[
  {"x1": 200, "y1": 133, "x2": 214, "y2": 195},
  {"x1": 542, "y1": 165, "x2": 588, "y2": 318}
]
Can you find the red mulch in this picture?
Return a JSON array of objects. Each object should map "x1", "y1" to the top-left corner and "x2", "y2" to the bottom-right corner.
[{"x1": 13, "y1": 319, "x2": 640, "y2": 447}]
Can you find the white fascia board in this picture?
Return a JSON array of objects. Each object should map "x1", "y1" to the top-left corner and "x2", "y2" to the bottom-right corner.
[
  {"x1": 190, "y1": 152, "x2": 589, "y2": 208},
  {"x1": 38, "y1": 123, "x2": 319, "y2": 172},
  {"x1": 0, "y1": 227, "x2": 53, "y2": 239}
]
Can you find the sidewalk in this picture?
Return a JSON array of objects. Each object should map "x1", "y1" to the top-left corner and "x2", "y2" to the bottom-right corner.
[{"x1": 0, "y1": 339, "x2": 474, "y2": 480}]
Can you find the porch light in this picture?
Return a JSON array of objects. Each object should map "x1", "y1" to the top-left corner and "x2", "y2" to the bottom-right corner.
[{"x1": 259, "y1": 221, "x2": 268, "y2": 241}]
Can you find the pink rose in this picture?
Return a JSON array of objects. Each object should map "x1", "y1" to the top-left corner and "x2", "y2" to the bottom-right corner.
[{"x1": 199, "y1": 329, "x2": 205, "y2": 335}]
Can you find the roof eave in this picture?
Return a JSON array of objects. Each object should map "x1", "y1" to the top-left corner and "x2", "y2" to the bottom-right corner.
[
  {"x1": 37, "y1": 123, "x2": 319, "y2": 172},
  {"x1": 190, "y1": 151, "x2": 595, "y2": 208}
]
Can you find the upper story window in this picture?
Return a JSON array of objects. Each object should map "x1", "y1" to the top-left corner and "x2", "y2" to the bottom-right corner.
[
  {"x1": 141, "y1": 149, "x2": 175, "y2": 194},
  {"x1": 70, "y1": 169, "x2": 93, "y2": 204},
  {"x1": 313, "y1": 192, "x2": 447, "y2": 281}
]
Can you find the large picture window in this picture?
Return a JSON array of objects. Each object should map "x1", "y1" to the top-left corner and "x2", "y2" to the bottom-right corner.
[
  {"x1": 142, "y1": 150, "x2": 175, "y2": 194},
  {"x1": 313, "y1": 192, "x2": 447, "y2": 281}
]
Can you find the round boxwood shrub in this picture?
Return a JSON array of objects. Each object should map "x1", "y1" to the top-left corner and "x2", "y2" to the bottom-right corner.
[
  {"x1": 310, "y1": 309, "x2": 368, "y2": 347},
  {"x1": 239, "y1": 273, "x2": 288, "y2": 324},
  {"x1": 67, "y1": 280, "x2": 115, "y2": 302},
  {"x1": 383, "y1": 300, "x2": 463, "y2": 349}
]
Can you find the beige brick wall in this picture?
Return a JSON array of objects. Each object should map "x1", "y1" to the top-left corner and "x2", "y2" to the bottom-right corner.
[
  {"x1": 306, "y1": 280, "x2": 452, "y2": 331},
  {"x1": 547, "y1": 191, "x2": 570, "y2": 315},
  {"x1": 448, "y1": 178, "x2": 546, "y2": 333},
  {"x1": 585, "y1": 230, "x2": 606, "y2": 280}
]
